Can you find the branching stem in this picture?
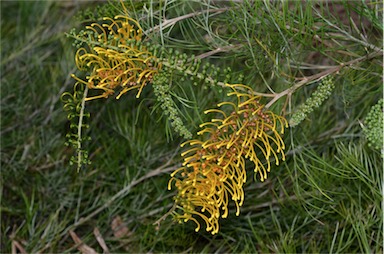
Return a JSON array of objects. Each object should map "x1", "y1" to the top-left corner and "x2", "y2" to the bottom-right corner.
[
  {"x1": 67, "y1": 32, "x2": 382, "y2": 109},
  {"x1": 265, "y1": 50, "x2": 383, "y2": 109},
  {"x1": 144, "y1": 8, "x2": 230, "y2": 34}
]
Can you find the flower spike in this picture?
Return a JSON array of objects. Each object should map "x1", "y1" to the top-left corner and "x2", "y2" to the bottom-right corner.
[
  {"x1": 71, "y1": 16, "x2": 161, "y2": 100},
  {"x1": 169, "y1": 84, "x2": 287, "y2": 234}
]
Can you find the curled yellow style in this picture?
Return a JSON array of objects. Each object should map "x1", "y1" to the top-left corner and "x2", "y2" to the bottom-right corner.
[
  {"x1": 72, "y1": 15, "x2": 161, "y2": 100},
  {"x1": 168, "y1": 84, "x2": 288, "y2": 234}
]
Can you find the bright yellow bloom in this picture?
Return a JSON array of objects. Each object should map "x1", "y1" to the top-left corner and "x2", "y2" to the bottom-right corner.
[
  {"x1": 72, "y1": 15, "x2": 161, "y2": 100},
  {"x1": 169, "y1": 84, "x2": 288, "y2": 234}
]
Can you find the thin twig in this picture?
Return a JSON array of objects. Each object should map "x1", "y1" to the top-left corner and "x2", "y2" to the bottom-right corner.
[
  {"x1": 145, "y1": 8, "x2": 230, "y2": 34},
  {"x1": 11, "y1": 240, "x2": 27, "y2": 254},
  {"x1": 241, "y1": 194, "x2": 299, "y2": 213},
  {"x1": 313, "y1": 8, "x2": 383, "y2": 53},
  {"x1": 153, "y1": 203, "x2": 177, "y2": 229},
  {"x1": 161, "y1": 60, "x2": 275, "y2": 97},
  {"x1": 69, "y1": 230, "x2": 97, "y2": 254},
  {"x1": 60, "y1": 163, "x2": 178, "y2": 239},
  {"x1": 265, "y1": 50, "x2": 383, "y2": 109},
  {"x1": 77, "y1": 86, "x2": 88, "y2": 172},
  {"x1": 93, "y1": 227, "x2": 110, "y2": 254},
  {"x1": 195, "y1": 44, "x2": 243, "y2": 59}
]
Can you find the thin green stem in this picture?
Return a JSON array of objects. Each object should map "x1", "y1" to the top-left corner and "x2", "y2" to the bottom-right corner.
[{"x1": 77, "y1": 86, "x2": 88, "y2": 172}]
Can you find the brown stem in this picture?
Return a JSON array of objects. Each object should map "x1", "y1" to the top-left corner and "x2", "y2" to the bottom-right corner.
[
  {"x1": 265, "y1": 50, "x2": 383, "y2": 109},
  {"x1": 145, "y1": 8, "x2": 230, "y2": 34},
  {"x1": 195, "y1": 44, "x2": 243, "y2": 59}
]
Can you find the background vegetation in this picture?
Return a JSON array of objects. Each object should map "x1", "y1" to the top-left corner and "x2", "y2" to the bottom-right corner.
[{"x1": 1, "y1": 0, "x2": 382, "y2": 253}]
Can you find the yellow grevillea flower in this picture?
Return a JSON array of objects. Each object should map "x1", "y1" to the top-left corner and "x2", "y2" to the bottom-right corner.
[
  {"x1": 168, "y1": 84, "x2": 288, "y2": 234},
  {"x1": 72, "y1": 15, "x2": 161, "y2": 100}
]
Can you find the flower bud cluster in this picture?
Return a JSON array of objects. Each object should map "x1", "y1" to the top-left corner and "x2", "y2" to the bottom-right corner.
[
  {"x1": 363, "y1": 99, "x2": 383, "y2": 151},
  {"x1": 289, "y1": 76, "x2": 335, "y2": 127},
  {"x1": 67, "y1": 13, "x2": 250, "y2": 141},
  {"x1": 156, "y1": 49, "x2": 243, "y2": 88},
  {"x1": 153, "y1": 73, "x2": 193, "y2": 139}
]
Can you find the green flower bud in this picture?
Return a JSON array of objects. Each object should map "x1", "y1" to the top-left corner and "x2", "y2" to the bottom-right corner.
[
  {"x1": 363, "y1": 99, "x2": 383, "y2": 151},
  {"x1": 290, "y1": 76, "x2": 335, "y2": 127}
]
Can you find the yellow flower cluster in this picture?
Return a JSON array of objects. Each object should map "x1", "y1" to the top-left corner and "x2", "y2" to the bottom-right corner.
[
  {"x1": 168, "y1": 84, "x2": 288, "y2": 234},
  {"x1": 72, "y1": 16, "x2": 161, "y2": 100}
]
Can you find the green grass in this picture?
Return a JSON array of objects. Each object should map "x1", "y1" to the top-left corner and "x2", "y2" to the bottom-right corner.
[{"x1": 1, "y1": 0, "x2": 382, "y2": 253}]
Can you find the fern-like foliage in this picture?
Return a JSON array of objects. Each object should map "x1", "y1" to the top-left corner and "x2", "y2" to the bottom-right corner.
[{"x1": 61, "y1": 83, "x2": 91, "y2": 171}]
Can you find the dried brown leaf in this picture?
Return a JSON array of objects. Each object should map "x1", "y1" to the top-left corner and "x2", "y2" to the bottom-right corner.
[
  {"x1": 93, "y1": 227, "x2": 110, "y2": 254},
  {"x1": 11, "y1": 240, "x2": 27, "y2": 254},
  {"x1": 111, "y1": 216, "x2": 130, "y2": 239},
  {"x1": 69, "y1": 230, "x2": 98, "y2": 254}
]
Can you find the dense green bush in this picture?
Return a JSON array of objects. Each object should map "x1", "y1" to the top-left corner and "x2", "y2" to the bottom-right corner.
[{"x1": 2, "y1": 0, "x2": 382, "y2": 252}]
